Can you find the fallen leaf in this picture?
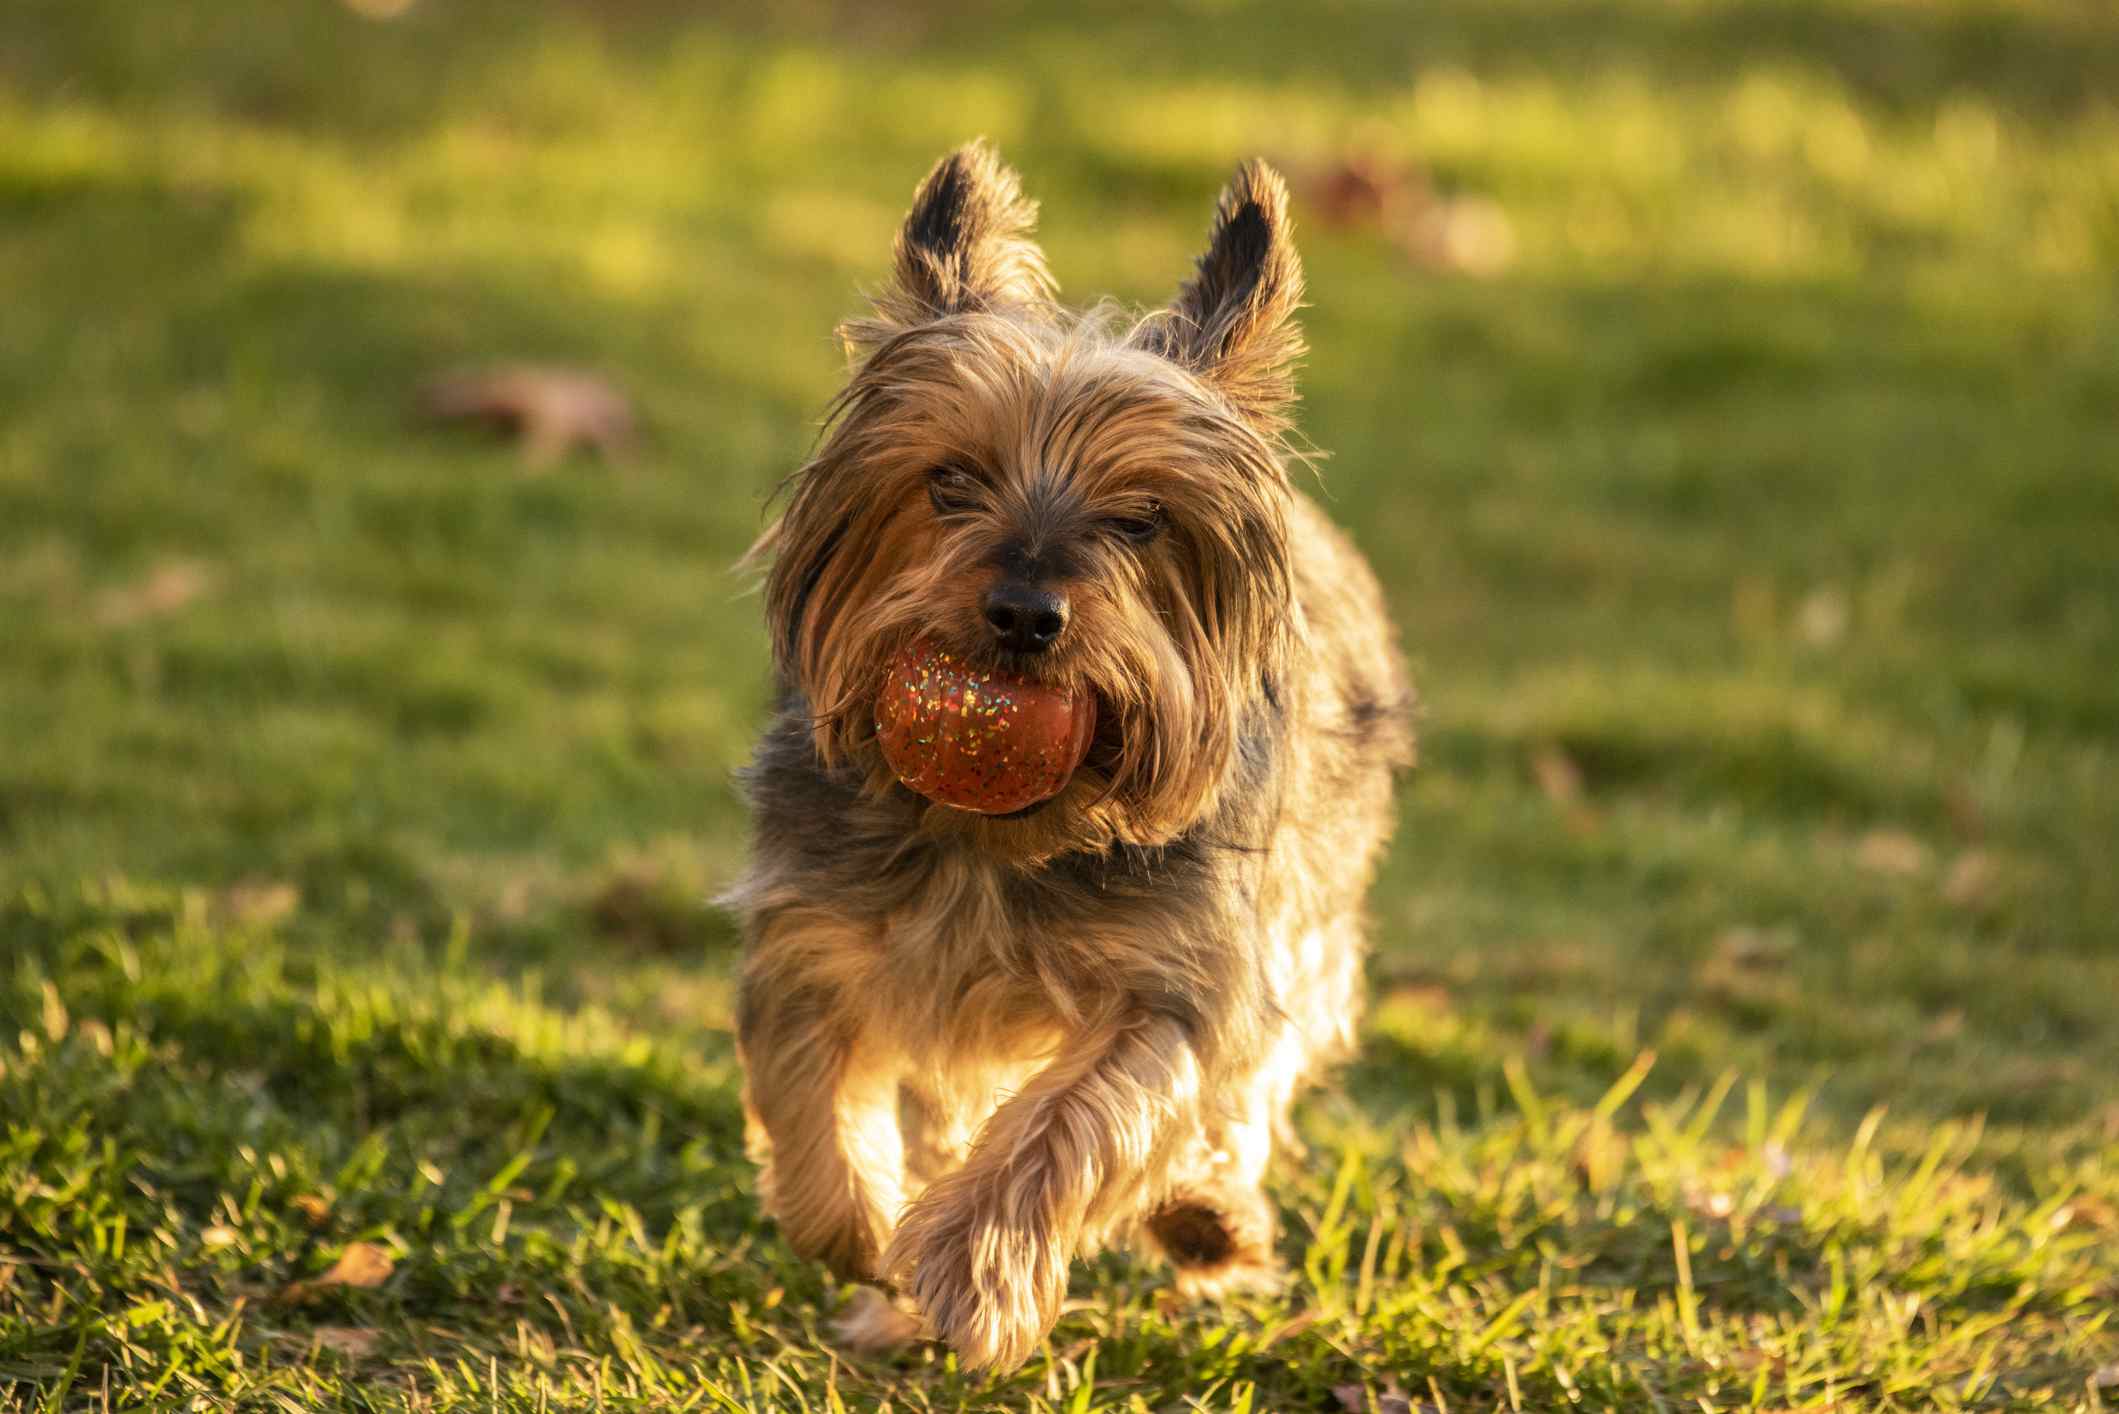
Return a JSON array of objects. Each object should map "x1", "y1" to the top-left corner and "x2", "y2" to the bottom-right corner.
[
  {"x1": 1530, "y1": 745, "x2": 1583, "y2": 805},
  {"x1": 312, "y1": 1327, "x2": 379, "y2": 1358},
  {"x1": 419, "y1": 365, "x2": 637, "y2": 468},
  {"x1": 292, "y1": 1194, "x2": 334, "y2": 1227},
  {"x1": 283, "y1": 1242, "x2": 395, "y2": 1302},
  {"x1": 1942, "y1": 850, "x2": 1998, "y2": 907},
  {"x1": 1307, "y1": 153, "x2": 1411, "y2": 229},
  {"x1": 95, "y1": 559, "x2": 217, "y2": 627},
  {"x1": 219, "y1": 880, "x2": 300, "y2": 928},
  {"x1": 1294, "y1": 152, "x2": 1515, "y2": 277},
  {"x1": 1856, "y1": 829, "x2": 1930, "y2": 878}
]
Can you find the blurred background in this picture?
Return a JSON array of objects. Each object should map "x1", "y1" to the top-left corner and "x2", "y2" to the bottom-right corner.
[{"x1": 4, "y1": 1, "x2": 2118, "y2": 1404}]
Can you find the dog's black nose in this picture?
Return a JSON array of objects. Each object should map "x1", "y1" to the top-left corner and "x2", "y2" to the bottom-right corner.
[{"x1": 983, "y1": 582, "x2": 1069, "y2": 654}]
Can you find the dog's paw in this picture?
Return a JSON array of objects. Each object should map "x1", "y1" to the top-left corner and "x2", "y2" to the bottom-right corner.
[
  {"x1": 1146, "y1": 1188, "x2": 1283, "y2": 1300},
  {"x1": 832, "y1": 1285, "x2": 926, "y2": 1357},
  {"x1": 884, "y1": 1185, "x2": 1070, "y2": 1372}
]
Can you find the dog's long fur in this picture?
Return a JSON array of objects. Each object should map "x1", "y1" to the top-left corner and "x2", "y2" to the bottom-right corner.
[{"x1": 727, "y1": 141, "x2": 1413, "y2": 1371}]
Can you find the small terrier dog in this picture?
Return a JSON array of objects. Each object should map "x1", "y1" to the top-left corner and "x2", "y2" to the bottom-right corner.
[{"x1": 729, "y1": 141, "x2": 1412, "y2": 1371}]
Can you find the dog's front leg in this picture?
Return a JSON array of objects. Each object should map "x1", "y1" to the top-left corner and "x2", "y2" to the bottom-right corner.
[
  {"x1": 884, "y1": 1014, "x2": 1198, "y2": 1371},
  {"x1": 736, "y1": 915, "x2": 905, "y2": 1282}
]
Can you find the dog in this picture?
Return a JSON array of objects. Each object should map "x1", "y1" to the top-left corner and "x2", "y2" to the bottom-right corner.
[{"x1": 727, "y1": 140, "x2": 1412, "y2": 1372}]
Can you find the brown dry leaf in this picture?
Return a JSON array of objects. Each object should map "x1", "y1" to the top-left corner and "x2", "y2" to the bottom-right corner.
[
  {"x1": 1302, "y1": 152, "x2": 1422, "y2": 231},
  {"x1": 312, "y1": 1327, "x2": 380, "y2": 1358},
  {"x1": 219, "y1": 880, "x2": 300, "y2": 929},
  {"x1": 1856, "y1": 829, "x2": 1931, "y2": 878},
  {"x1": 1942, "y1": 850, "x2": 1998, "y2": 907},
  {"x1": 419, "y1": 366, "x2": 637, "y2": 469},
  {"x1": 1295, "y1": 152, "x2": 1514, "y2": 277},
  {"x1": 292, "y1": 1193, "x2": 334, "y2": 1227},
  {"x1": 95, "y1": 559, "x2": 217, "y2": 627},
  {"x1": 1530, "y1": 745, "x2": 1583, "y2": 805},
  {"x1": 283, "y1": 1242, "x2": 395, "y2": 1303}
]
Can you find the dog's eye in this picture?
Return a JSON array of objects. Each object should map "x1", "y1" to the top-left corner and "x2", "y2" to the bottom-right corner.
[
  {"x1": 1105, "y1": 503, "x2": 1164, "y2": 544},
  {"x1": 927, "y1": 466, "x2": 979, "y2": 515}
]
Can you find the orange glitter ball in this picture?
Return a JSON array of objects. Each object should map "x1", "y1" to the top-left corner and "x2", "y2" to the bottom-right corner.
[{"x1": 875, "y1": 640, "x2": 1096, "y2": 814}]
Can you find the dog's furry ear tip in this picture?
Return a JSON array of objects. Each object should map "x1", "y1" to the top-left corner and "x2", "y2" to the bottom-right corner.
[
  {"x1": 881, "y1": 139, "x2": 1056, "y2": 322},
  {"x1": 1218, "y1": 159, "x2": 1293, "y2": 230},
  {"x1": 1198, "y1": 158, "x2": 1301, "y2": 311},
  {"x1": 1144, "y1": 159, "x2": 1306, "y2": 429}
]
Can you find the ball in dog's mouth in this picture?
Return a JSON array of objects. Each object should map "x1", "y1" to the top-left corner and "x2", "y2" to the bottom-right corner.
[{"x1": 876, "y1": 639, "x2": 1096, "y2": 815}]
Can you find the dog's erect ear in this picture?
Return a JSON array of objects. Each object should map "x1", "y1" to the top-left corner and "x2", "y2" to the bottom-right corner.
[
  {"x1": 1140, "y1": 161, "x2": 1306, "y2": 430},
  {"x1": 874, "y1": 141, "x2": 1056, "y2": 325}
]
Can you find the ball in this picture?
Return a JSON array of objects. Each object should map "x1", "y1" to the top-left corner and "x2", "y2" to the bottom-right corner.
[{"x1": 875, "y1": 640, "x2": 1096, "y2": 815}]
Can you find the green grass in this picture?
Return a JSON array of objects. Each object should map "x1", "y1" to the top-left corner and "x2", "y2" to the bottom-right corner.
[{"x1": 3, "y1": 0, "x2": 2118, "y2": 1407}]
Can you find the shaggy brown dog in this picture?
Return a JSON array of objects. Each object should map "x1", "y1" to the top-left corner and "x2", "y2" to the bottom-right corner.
[{"x1": 727, "y1": 141, "x2": 1412, "y2": 1372}]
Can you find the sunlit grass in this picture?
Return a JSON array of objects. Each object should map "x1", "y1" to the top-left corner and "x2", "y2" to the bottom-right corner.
[{"x1": 2, "y1": 0, "x2": 2117, "y2": 1407}]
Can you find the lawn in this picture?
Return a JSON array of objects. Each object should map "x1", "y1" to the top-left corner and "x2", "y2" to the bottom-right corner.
[{"x1": 3, "y1": 0, "x2": 2118, "y2": 1408}]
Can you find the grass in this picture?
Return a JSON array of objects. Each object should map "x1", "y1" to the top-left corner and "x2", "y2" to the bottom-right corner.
[{"x1": 3, "y1": 0, "x2": 2117, "y2": 1407}]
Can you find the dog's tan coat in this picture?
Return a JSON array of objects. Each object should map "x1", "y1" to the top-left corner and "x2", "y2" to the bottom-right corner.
[{"x1": 729, "y1": 142, "x2": 1412, "y2": 1371}]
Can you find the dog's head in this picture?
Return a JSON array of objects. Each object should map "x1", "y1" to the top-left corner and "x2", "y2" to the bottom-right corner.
[{"x1": 758, "y1": 142, "x2": 1306, "y2": 860}]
